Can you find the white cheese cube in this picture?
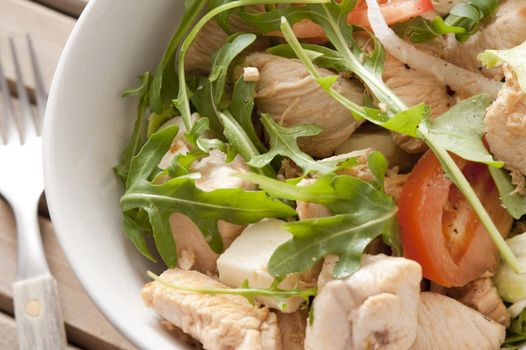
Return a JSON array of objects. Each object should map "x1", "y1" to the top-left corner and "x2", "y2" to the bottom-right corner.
[{"x1": 217, "y1": 218, "x2": 306, "y2": 312}]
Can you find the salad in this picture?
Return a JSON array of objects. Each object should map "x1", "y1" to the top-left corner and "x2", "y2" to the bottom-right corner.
[{"x1": 115, "y1": 0, "x2": 526, "y2": 349}]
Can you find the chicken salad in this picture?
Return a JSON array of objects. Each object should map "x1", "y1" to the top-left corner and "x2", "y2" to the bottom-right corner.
[{"x1": 115, "y1": 0, "x2": 526, "y2": 349}]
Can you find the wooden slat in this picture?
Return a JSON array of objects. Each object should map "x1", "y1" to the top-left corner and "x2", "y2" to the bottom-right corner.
[
  {"x1": 0, "y1": 310, "x2": 80, "y2": 350},
  {"x1": 0, "y1": 0, "x2": 76, "y2": 93},
  {"x1": 0, "y1": 198, "x2": 136, "y2": 350},
  {"x1": 32, "y1": 0, "x2": 88, "y2": 18}
]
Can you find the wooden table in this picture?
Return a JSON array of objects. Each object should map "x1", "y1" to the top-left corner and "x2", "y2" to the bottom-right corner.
[{"x1": 0, "y1": 1, "x2": 136, "y2": 349}]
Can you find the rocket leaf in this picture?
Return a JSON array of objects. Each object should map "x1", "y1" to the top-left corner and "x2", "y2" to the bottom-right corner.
[{"x1": 120, "y1": 125, "x2": 296, "y2": 267}]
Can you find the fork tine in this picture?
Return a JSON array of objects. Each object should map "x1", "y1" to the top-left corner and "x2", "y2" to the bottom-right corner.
[
  {"x1": 27, "y1": 34, "x2": 46, "y2": 135},
  {"x1": 0, "y1": 54, "x2": 16, "y2": 145},
  {"x1": 9, "y1": 37, "x2": 36, "y2": 144}
]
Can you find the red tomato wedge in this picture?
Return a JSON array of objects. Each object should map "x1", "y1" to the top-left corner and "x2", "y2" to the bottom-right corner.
[
  {"x1": 266, "y1": 0, "x2": 433, "y2": 41},
  {"x1": 398, "y1": 151, "x2": 512, "y2": 288},
  {"x1": 348, "y1": 0, "x2": 433, "y2": 27}
]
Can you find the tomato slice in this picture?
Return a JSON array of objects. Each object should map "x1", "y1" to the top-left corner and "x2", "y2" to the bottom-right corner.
[
  {"x1": 265, "y1": 0, "x2": 433, "y2": 42},
  {"x1": 348, "y1": 0, "x2": 433, "y2": 27},
  {"x1": 398, "y1": 151, "x2": 512, "y2": 287}
]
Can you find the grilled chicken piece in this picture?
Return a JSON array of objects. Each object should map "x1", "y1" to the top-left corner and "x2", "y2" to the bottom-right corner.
[
  {"x1": 170, "y1": 150, "x2": 255, "y2": 274},
  {"x1": 383, "y1": 53, "x2": 449, "y2": 153},
  {"x1": 384, "y1": 171, "x2": 409, "y2": 202},
  {"x1": 410, "y1": 292, "x2": 505, "y2": 350},
  {"x1": 276, "y1": 310, "x2": 307, "y2": 350},
  {"x1": 185, "y1": 17, "x2": 268, "y2": 75},
  {"x1": 141, "y1": 268, "x2": 282, "y2": 350},
  {"x1": 246, "y1": 52, "x2": 365, "y2": 157},
  {"x1": 296, "y1": 178, "x2": 333, "y2": 221},
  {"x1": 305, "y1": 255, "x2": 422, "y2": 350},
  {"x1": 447, "y1": 277, "x2": 510, "y2": 327},
  {"x1": 485, "y1": 69, "x2": 526, "y2": 176},
  {"x1": 441, "y1": 0, "x2": 526, "y2": 80}
]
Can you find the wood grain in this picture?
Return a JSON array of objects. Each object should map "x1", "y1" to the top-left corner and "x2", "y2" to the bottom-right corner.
[
  {"x1": 0, "y1": 310, "x2": 79, "y2": 350},
  {"x1": 0, "y1": 0, "x2": 75, "y2": 94},
  {"x1": 32, "y1": 0, "x2": 88, "y2": 18},
  {"x1": 12, "y1": 273, "x2": 67, "y2": 350},
  {"x1": 0, "y1": 199, "x2": 136, "y2": 350}
]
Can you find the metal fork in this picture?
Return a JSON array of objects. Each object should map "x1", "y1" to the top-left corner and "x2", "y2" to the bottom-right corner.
[{"x1": 0, "y1": 35, "x2": 66, "y2": 350}]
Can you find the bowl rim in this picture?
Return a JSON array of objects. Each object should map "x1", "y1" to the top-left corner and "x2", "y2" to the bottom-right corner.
[{"x1": 43, "y1": 0, "x2": 150, "y2": 348}]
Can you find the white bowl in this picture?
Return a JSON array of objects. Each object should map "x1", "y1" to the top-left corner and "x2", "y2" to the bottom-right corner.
[{"x1": 43, "y1": 0, "x2": 188, "y2": 348}]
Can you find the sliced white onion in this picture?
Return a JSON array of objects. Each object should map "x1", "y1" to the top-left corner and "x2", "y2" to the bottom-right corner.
[
  {"x1": 365, "y1": 0, "x2": 502, "y2": 99},
  {"x1": 508, "y1": 298, "x2": 526, "y2": 318}
]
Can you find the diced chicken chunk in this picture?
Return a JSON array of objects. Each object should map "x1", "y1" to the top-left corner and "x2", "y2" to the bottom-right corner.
[
  {"x1": 276, "y1": 310, "x2": 307, "y2": 350},
  {"x1": 410, "y1": 292, "x2": 505, "y2": 350},
  {"x1": 246, "y1": 52, "x2": 365, "y2": 157},
  {"x1": 185, "y1": 11, "x2": 268, "y2": 75},
  {"x1": 485, "y1": 69, "x2": 526, "y2": 175},
  {"x1": 243, "y1": 67, "x2": 260, "y2": 82},
  {"x1": 441, "y1": 0, "x2": 526, "y2": 80},
  {"x1": 141, "y1": 268, "x2": 282, "y2": 350},
  {"x1": 305, "y1": 255, "x2": 422, "y2": 350},
  {"x1": 217, "y1": 219, "x2": 312, "y2": 313},
  {"x1": 447, "y1": 277, "x2": 510, "y2": 327},
  {"x1": 384, "y1": 171, "x2": 409, "y2": 202},
  {"x1": 382, "y1": 54, "x2": 449, "y2": 153}
]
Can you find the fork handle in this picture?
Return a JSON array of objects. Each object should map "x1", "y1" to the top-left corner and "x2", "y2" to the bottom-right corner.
[{"x1": 13, "y1": 273, "x2": 67, "y2": 350}]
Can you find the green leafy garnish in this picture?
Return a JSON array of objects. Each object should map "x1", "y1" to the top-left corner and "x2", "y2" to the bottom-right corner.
[
  {"x1": 420, "y1": 95, "x2": 503, "y2": 167},
  {"x1": 218, "y1": 111, "x2": 276, "y2": 177},
  {"x1": 504, "y1": 308, "x2": 526, "y2": 349},
  {"x1": 147, "y1": 271, "x2": 317, "y2": 311},
  {"x1": 248, "y1": 115, "x2": 332, "y2": 174},
  {"x1": 479, "y1": 41, "x2": 526, "y2": 92},
  {"x1": 150, "y1": 0, "x2": 207, "y2": 113},
  {"x1": 229, "y1": 77, "x2": 267, "y2": 152},
  {"x1": 114, "y1": 73, "x2": 152, "y2": 183},
  {"x1": 121, "y1": 125, "x2": 296, "y2": 266},
  {"x1": 395, "y1": 0, "x2": 498, "y2": 44},
  {"x1": 173, "y1": 0, "x2": 330, "y2": 131},
  {"x1": 241, "y1": 152, "x2": 398, "y2": 278},
  {"x1": 191, "y1": 33, "x2": 257, "y2": 132},
  {"x1": 489, "y1": 167, "x2": 526, "y2": 220}
]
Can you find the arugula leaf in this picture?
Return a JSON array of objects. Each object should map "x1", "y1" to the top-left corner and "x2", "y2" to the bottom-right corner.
[
  {"x1": 278, "y1": 16, "x2": 424, "y2": 136},
  {"x1": 114, "y1": 73, "x2": 152, "y2": 183},
  {"x1": 504, "y1": 308, "x2": 526, "y2": 349},
  {"x1": 394, "y1": 0, "x2": 498, "y2": 43},
  {"x1": 393, "y1": 16, "x2": 466, "y2": 44},
  {"x1": 248, "y1": 115, "x2": 333, "y2": 174},
  {"x1": 239, "y1": 170, "x2": 399, "y2": 277},
  {"x1": 174, "y1": 0, "x2": 329, "y2": 131},
  {"x1": 192, "y1": 33, "x2": 257, "y2": 132},
  {"x1": 420, "y1": 95, "x2": 503, "y2": 167},
  {"x1": 240, "y1": 172, "x2": 396, "y2": 277},
  {"x1": 121, "y1": 125, "x2": 295, "y2": 266},
  {"x1": 367, "y1": 151, "x2": 388, "y2": 190},
  {"x1": 229, "y1": 77, "x2": 267, "y2": 152},
  {"x1": 218, "y1": 111, "x2": 276, "y2": 177},
  {"x1": 147, "y1": 271, "x2": 317, "y2": 310},
  {"x1": 123, "y1": 212, "x2": 156, "y2": 262},
  {"x1": 489, "y1": 167, "x2": 526, "y2": 220},
  {"x1": 479, "y1": 41, "x2": 526, "y2": 92},
  {"x1": 150, "y1": 0, "x2": 207, "y2": 113},
  {"x1": 270, "y1": 208, "x2": 397, "y2": 278}
]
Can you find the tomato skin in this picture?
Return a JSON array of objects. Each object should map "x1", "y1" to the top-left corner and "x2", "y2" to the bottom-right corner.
[
  {"x1": 265, "y1": 0, "x2": 433, "y2": 42},
  {"x1": 348, "y1": 0, "x2": 433, "y2": 27},
  {"x1": 398, "y1": 151, "x2": 512, "y2": 287}
]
